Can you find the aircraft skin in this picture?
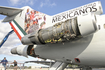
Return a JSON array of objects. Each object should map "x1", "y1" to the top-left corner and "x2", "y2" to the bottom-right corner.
[
  {"x1": 0, "y1": 1, "x2": 105, "y2": 70},
  {"x1": 36, "y1": 15, "x2": 105, "y2": 67},
  {"x1": 74, "y1": 15, "x2": 105, "y2": 67},
  {"x1": 35, "y1": 15, "x2": 105, "y2": 67}
]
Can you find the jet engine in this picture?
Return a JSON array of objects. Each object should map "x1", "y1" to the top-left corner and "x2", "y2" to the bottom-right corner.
[
  {"x1": 11, "y1": 45, "x2": 37, "y2": 57},
  {"x1": 21, "y1": 13, "x2": 97, "y2": 45}
]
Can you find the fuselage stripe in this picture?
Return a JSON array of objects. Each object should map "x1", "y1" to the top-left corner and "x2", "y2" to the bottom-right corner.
[
  {"x1": 12, "y1": 21, "x2": 24, "y2": 37},
  {"x1": 13, "y1": 20, "x2": 27, "y2": 35},
  {"x1": 9, "y1": 22, "x2": 22, "y2": 40}
]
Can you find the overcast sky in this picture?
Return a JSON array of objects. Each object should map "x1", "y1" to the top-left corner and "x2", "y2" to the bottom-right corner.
[{"x1": 0, "y1": 0, "x2": 105, "y2": 66}]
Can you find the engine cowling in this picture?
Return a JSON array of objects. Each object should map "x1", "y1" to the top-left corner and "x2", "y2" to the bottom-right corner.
[
  {"x1": 21, "y1": 13, "x2": 97, "y2": 45},
  {"x1": 77, "y1": 13, "x2": 97, "y2": 36},
  {"x1": 11, "y1": 45, "x2": 37, "y2": 57},
  {"x1": 11, "y1": 45, "x2": 28, "y2": 57}
]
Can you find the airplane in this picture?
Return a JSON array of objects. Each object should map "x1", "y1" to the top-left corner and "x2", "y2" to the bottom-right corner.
[{"x1": 0, "y1": 1, "x2": 105, "y2": 70}]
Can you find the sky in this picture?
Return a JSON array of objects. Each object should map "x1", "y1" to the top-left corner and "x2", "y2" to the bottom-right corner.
[{"x1": 0, "y1": 0, "x2": 105, "y2": 67}]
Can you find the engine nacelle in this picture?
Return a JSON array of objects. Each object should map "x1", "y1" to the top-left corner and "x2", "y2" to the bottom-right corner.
[
  {"x1": 21, "y1": 13, "x2": 97, "y2": 45},
  {"x1": 11, "y1": 45, "x2": 37, "y2": 57},
  {"x1": 11, "y1": 45, "x2": 28, "y2": 57},
  {"x1": 77, "y1": 13, "x2": 97, "y2": 36}
]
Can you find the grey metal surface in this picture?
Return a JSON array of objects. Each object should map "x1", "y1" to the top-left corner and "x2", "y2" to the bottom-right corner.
[
  {"x1": 0, "y1": 6, "x2": 23, "y2": 17},
  {"x1": 35, "y1": 34, "x2": 93, "y2": 62},
  {"x1": 49, "y1": 62, "x2": 67, "y2": 70}
]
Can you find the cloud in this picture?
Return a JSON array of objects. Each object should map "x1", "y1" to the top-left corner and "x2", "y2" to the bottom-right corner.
[
  {"x1": 40, "y1": 0, "x2": 56, "y2": 8},
  {"x1": 9, "y1": 0, "x2": 20, "y2": 6},
  {"x1": 0, "y1": 20, "x2": 21, "y2": 56},
  {"x1": 9, "y1": 0, "x2": 35, "y2": 6}
]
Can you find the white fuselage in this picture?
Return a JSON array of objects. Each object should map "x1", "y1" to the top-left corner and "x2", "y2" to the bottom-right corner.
[
  {"x1": 73, "y1": 15, "x2": 105, "y2": 67},
  {"x1": 9, "y1": 1, "x2": 105, "y2": 68},
  {"x1": 35, "y1": 15, "x2": 105, "y2": 67}
]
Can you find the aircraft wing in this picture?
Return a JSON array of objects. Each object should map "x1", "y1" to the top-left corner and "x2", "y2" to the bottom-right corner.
[
  {"x1": 0, "y1": 6, "x2": 23, "y2": 16},
  {"x1": 24, "y1": 61, "x2": 55, "y2": 66}
]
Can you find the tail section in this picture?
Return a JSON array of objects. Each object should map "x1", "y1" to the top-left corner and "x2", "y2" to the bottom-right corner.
[
  {"x1": 0, "y1": 6, "x2": 28, "y2": 40},
  {"x1": 0, "y1": 6, "x2": 49, "y2": 40},
  {"x1": 9, "y1": 6, "x2": 29, "y2": 40},
  {"x1": 1, "y1": 1, "x2": 102, "y2": 40}
]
